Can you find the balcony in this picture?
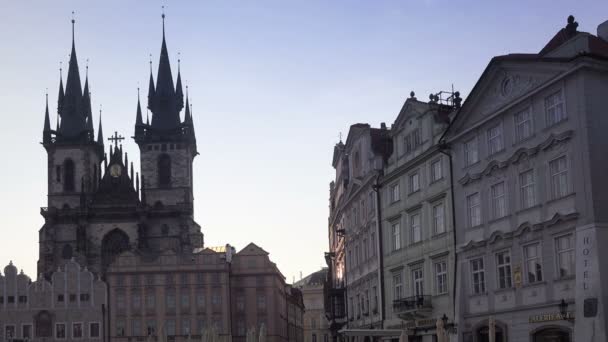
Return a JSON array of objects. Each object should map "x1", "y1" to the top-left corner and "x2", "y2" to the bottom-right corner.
[{"x1": 393, "y1": 295, "x2": 432, "y2": 320}]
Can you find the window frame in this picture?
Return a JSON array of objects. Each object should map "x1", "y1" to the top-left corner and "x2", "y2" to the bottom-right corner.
[
  {"x1": 409, "y1": 171, "x2": 421, "y2": 194},
  {"x1": 490, "y1": 181, "x2": 507, "y2": 219},
  {"x1": 487, "y1": 122, "x2": 504, "y2": 155},
  {"x1": 523, "y1": 242, "x2": 543, "y2": 284},
  {"x1": 411, "y1": 267, "x2": 424, "y2": 297},
  {"x1": 464, "y1": 137, "x2": 479, "y2": 166},
  {"x1": 390, "y1": 183, "x2": 401, "y2": 203},
  {"x1": 495, "y1": 250, "x2": 513, "y2": 289},
  {"x1": 89, "y1": 322, "x2": 101, "y2": 339},
  {"x1": 514, "y1": 107, "x2": 533, "y2": 142},
  {"x1": 391, "y1": 222, "x2": 401, "y2": 251},
  {"x1": 549, "y1": 156, "x2": 569, "y2": 199},
  {"x1": 432, "y1": 202, "x2": 446, "y2": 235},
  {"x1": 519, "y1": 169, "x2": 536, "y2": 209},
  {"x1": 430, "y1": 158, "x2": 443, "y2": 182},
  {"x1": 467, "y1": 192, "x2": 482, "y2": 227},
  {"x1": 55, "y1": 322, "x2": 67, "y2": 340},
  {"x1": 410, "y1": 212, "x2": 421, "y2": 244},
  {"x1": 470, "y1": 258, "x2": 486, "y2": 295},
  {"x1": 434, "y1": 260, "x2": 448, "y2": 295},
  {"x1": 393, "y1": 273, "x2": 403, "y2": 300},
  {"x1": 72, "y1": 322, "x2": 83, "y2": 339},
  {"x1": 545, "y1": 89, "x2": 566, "y2": 126},
  {"x1": 555, "y1": 234, "x2": 575, "y2": 278}
]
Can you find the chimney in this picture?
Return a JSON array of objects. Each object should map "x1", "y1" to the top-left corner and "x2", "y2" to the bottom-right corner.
[
  {"x1": 380, "y1": 122, "x2": 387, "y2": 130},
  {"x1": 598, "y1": 20, "x2": 608, "y2": 42}
]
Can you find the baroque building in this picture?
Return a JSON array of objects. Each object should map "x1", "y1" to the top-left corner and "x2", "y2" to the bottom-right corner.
[
  {"x1": 380, "y1": 92, "x2": 459, "y2": 341},
  {"x1": 325, "y1": 123, "x2": 392, "y2": 339},
  {"x1": 295, "y1": 269, "x2": 331, "y2": 342},
  {"x1": 444, "y1": 16, "x2": 608, "y2": 342}
]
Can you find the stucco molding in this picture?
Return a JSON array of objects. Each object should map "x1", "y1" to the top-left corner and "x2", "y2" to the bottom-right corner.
[{"x1": 458, "y1": 130, "x2": 574, "y2": 186}]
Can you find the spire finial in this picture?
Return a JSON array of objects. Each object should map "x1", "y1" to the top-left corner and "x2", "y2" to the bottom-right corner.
[
  {"x1": 86, "y1": 58, "x2": 89, "y2": 78},
  {"x1": 59, "y1": 61, "x2": 63, "y2": 79},
  {"x1": 71, "y1": 11, "x2": 75, "y2": 42},
  {"x1": 178, "y1": 52, "x2": 181, "y2": 71},
  {"x1": 161, "y1": 6, "x2": 166, "y2": 38}
]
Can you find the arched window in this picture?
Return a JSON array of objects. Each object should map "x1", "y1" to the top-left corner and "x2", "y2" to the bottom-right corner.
[
  {"x1": 34, "y1": 310, "x2": 53, "y2": 337},
  {"x1": 158, "y1": 154, "x2": 171, "y2": 186},
  {"x1": 101, "y1": 229, "x2": 130, "y2": 271},
  {"x1": 63, "y1": 159, "x2": 75, "y2": 192},
  {"x1": 61, "y1": 244, "x2": 73, "y2": 260},
  {"x1": 532, "y1": 327, "x2": 571, "y2": 342}
]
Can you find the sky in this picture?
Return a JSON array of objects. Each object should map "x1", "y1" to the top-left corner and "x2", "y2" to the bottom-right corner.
[{"x1": 0, "y1": 0, "x2": 606, "y2": 282}]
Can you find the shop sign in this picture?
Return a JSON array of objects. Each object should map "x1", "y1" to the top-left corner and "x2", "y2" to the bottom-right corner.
[{"x1": 529, "y1": 311, "x2": 574, "y2": 323}]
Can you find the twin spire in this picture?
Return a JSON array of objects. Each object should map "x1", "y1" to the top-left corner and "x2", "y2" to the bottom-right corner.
[{"x1": 45, "y1": 14, "x2": 96, "y2": 144}]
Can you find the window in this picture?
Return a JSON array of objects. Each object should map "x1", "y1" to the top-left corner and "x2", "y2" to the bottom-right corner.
[
  {"x1": 63, "y1": 159, "x2": 75, "y2": 192},
  {"x1": 390, "y1": 183, "x2": 400, "y2": 202},
  {"x1": 146, "y1": 292, "x2": 155, "y2": 309},
  {"x1": 363, "y1": 238, "x2": 368, "y2": 260},
  {"x1": 368, "y1": 192, "x2": 375, "y2": 213},
  {"x1": 158, "y1": 154, "x2": 172, "y2": 186},
  {"x1": 116, "y1": 292, "x2": 125, "y2": 309},
  {"x1": 80, "y1": 293, "x2": 90, "y2": 302},
  {"x1": 393, "y1": 273, "x2": 403, "y2": 300},
  {"x1": 166, "y1": 291, "x2": 176, "y2": 309},
  {"x1": 22, "y1": 324, "x2": 32, "y2": 339},
  {"x1": 404, "y1": 135, "x2": 412, "y2": 154},
  {"x1": 491, "y1": 182, "x2": 507, "y2": 219},
  {"x1": 372, "y1": 286, "x2": 378, "y2": 312},
  {"x1": 435, "y1": 261, "x2": 448, "y2": 295},
  {"x1": 212, "y1": 289, "x2": 221, "y2": 306},
  {"x1": 409, "y1": 172, "x2": 420, "y2": 193},
  {"x1": 56, "y1": 323, "x2": 66, "y2": 339},
  {"x1": 496, "y1": 251, "x2": 513, "y2": 289},
  {"x1": 412, "y1": 267, "x2": 424, "y2": 296},
  {"x1": 524, "y1": 243, "x2": 543, "y2": 283},
  {"x1": 181, "y1": 291, "x2": 190, "y2": 308},
  {"x1": 166, "y1": 319, "x2": 176, "y2": 336},
  {"x1": 146, "y1": 320, "x2": 156, "y2": 337},
  {"x1": 181, "y1": 273, "x2": 189, "y2": 285},
  {"x1": 132, "y1": 320, "x2": 141, "y2": 337},
  {"x1": 197, "y1": 291, "x2": 206, "y2": 308},
  {"x1": 356, "y1": 294, "x2": 361, "y2": 317},
  {"x1": 487, "y1": 123, "x2": 503, "y2": 155},
  {"x1": 5, "y1": 325, "x2": 15, "y2": 340},
  {"x1": 182, "y1": 319, "x2": 191, "y2": 335},
  {"x1": 467, "y1": 193, "x2": 481, "y2": 227},
  {"x1": 515, "y1": 108, "x2": 532, "y2": 141},
  {"x1": 470, "y1": 258, "x2": 485, "y2": 294},
  {"x1": 464, "y1": 137, "x2": 479, "y2": 166},
  {"x1": 71, "y1": 322, "x2": 83, "y2": 339},
  {"x1": 370, "y1": 232, "x2": 376, "y2": 256},
  {"x1": 413, "y1": 128, "x2": 421, "y2": 146},
  {"x1": 545, "y1": 90, "x2": 566, "y2": 126},
  {"x1": 90, "y1": 322, "x2": 100, "y2": 338},
  {"x1": 116, "y1": 320, "x2": 125, "y2": 337},
  {"x1": 556, "y1": 234, "x2": 575, "y2": 278},
  {"x1": 520, "y1": 170, "x2": 536, "y2": 209},
  {"x1": 431, "y1": 159, "x2": 443, "y2": 182},
  {"x1": 57, "y1": 294, "x2": 64, "y2": 303},
  {"x1": 432, "y1": 203, "x2": 445, "y2": 235},
  {"x1": 257, "y1": 293, "x2": 267, "y2": 311},
  {"x1": 132, "y1": 292, "x2": 141, "y2": 309},
  {"x1": 364, "y1": 290, "x2": 369, "y2": 314},
  {"x1": 313, "y1": 334, "x2": 318, "y2": 342},
  {"x1": 18, "y1": 295, "x2": 27, "y2": 303},
  {"x1": 391, "y1": 222, "x2": 401, "y2": 251},
  {"x1": 550, "y1": 156, "x2": 569, "y2": 199},
  {"x1": 410, "y1": 213, "x2": 421, "y2": 243}
]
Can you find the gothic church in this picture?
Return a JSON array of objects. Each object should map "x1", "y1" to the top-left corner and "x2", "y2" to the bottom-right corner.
[{"x1": 39, "y1": 15, "x2": 203, "y2": 278}]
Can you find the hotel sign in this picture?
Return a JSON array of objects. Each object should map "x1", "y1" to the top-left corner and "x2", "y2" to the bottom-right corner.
[{"x1": 529, "y1": 311, "x2": 574, "y2": 323}]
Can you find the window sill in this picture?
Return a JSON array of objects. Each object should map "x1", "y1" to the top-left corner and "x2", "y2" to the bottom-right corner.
[
  {"x1": 409, "y1": 241, "x2": 423, "y2": 247},
  {"x1": 466, "y1": 224, "x2": 484, "y2": 231},
  {"x1": 521, "y1": 280, "x2": 546, "y2": 288},
  {"x1": 486, "y1": 148, "x2": 506, "y2": 160},
  {"x1": 432, "y1": 292, "x2": 449, "y2": 298},
  {"x1": 431, "y1": 231, "x2": 448, "y2": 240},
  {"x1": 511, "y1": 134, "x2": 536, "y2": 147},
  {"x1": 429, "y1": 177, "x2": 445, "y2": 186},
  {"x1": 469, "y1": 292, "x2": 488, "y2": 298},
  {"x1": 542, "y1": 118, "x2": 569, "y2": 132},
  {"x1": 488, "y1": 215, "x2": 510, "y2": 225},
  {"x1": 464, "y1": 160, "x2": 481, "y2": 169},
  {"x1": 547, "y1": 192, "x2": 576, "y2": 205},
  {"x1": 554, "y1": 275, "x2": 575, "y2": 283},
  {"x1": 494, "y1": 287, "x2": 515, "y2": 294},
  {"x1": 516, "y1": 204, "x2": 542, "y2": 215}
]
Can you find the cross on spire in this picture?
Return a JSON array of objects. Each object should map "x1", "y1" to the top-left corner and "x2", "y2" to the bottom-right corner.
[{"x1": 108, "y1": 131, "x2": 125, "y2": 147}]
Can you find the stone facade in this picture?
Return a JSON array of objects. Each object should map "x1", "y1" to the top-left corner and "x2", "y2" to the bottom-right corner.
[
  {"x1": 444, "y1": 16, "x2": 608, "y2": 342},
  {"x1": 0, "y1": 259, "x2": 106, "y2": 341},
  {"x1": 380, "y1": 94, "x2": 457, "y2": 341},
  {"x1": 326, "y1": 123, "x2": 392, "y2": 334},
  {"x1": 295, "y1": 269, "x2": 331, "y2": 342},
  {"x1": 106, "y1": 243, "x2": 303, "y2": 342}
]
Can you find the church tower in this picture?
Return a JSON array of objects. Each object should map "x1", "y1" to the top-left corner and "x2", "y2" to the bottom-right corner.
[
  {"x1": 134, "y1": 13, "x2": 197, "y2": 210},
  {"x1": 39, "y1": 17, "x2": 104, "y2": 276}
]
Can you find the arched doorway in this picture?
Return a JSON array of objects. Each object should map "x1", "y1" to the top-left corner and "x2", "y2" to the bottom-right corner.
[
  {"x1": 473, "y1": 320, "x2": 506, "y2": 342},
  {"x1": 34, "y1": 310, "x2": 53, "y2": 337},
  {"x1": 101, "y1": 229, "x2": 130, "y2": 271},
  {"x1": 532, "y1": 327, "x2": 571, "y2": 342}
]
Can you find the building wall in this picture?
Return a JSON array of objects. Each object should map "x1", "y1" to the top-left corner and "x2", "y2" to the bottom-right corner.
[{"x1": 0, "y1": 259, "x2": 107, "y2": 341}]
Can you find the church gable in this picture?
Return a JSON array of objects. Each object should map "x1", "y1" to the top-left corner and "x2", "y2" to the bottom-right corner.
[{"x1": 449, "y1": 59, "x2": 568, "y2": 136}]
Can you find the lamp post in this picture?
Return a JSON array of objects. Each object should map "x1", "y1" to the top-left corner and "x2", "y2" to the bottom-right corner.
[{"x1": 559, "y1": 299, "x2": 573, "y2": 322}]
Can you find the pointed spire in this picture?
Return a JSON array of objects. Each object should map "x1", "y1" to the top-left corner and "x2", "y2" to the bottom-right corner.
[
  {"x1": 61, "y1": 12, "x2": 85, "y2": 137},
  {"x1": 130, "y1": 162, "x2": 134, "y2": 186},
  {"x1": 124, "y1": 152, "x2": 129, "y2": 170},
  {"x1": 43, "y1": 92, "x2": 52, "y2": 143},
  {"x1": 146, "y1": 110, "x2": 150, "y2": 125},
  {"x1": 97, "y1": 106, "x2": 104, "y2": 145},
  {"x1": 176, "y1": 54, "x2": 184, "y2": 112},
  {"x1": 57, "y1": 63, "x2": 65, "y2": 117},
  {"x1": 184, "y1": 86, "x2": 191, "y2": 124},
  {"x1": 136, "y1": 88, "x2": 143, "y2": 125},
  {"x1": 83, "y1": 62, "x2": 93, "y2": 133}
]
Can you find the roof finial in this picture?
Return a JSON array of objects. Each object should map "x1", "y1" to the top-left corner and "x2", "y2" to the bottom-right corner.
[
  {"x1": 178, "y1": 52, "x2": 181, "y2": 71},
  {"x1": 149, "y1": 53, "x2": 153, "y2": 73},
  {"x1": 161, "y1": 5, "x2": 166, "y2": 38},
  {"x1": 86, "y1": 58, "x2": 89, "y2": 78},
  {"x1": 71, "y1": 11, "x2": 76, "y2": 43}
]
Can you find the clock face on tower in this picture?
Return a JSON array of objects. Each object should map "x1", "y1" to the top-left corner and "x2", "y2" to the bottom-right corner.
[{"x1": 109, "y1": 164, "x2": 122, "y2": 178}]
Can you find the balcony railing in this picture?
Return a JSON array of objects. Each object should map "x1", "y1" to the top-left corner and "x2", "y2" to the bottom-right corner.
[{"x1": 393, "y1": 295, "x2": 432, "y2": 319}]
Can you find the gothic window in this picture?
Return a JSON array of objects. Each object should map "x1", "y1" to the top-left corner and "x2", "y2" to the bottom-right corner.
[
  {"x1": 63, "y1": 159, "x2": 75, "y2": 192},
  {"x1": 34, "y1": 310, "x2": 53, "y2": 337},
  {"x1": 101, "y1": 229, "x2": 130, "y2": 271},
  {"x1": 158, "y1": 154, "x2": 171, "y2": 187},
  {"x1": 61, "y1": 244, "x2": 73, "y2": 260}
]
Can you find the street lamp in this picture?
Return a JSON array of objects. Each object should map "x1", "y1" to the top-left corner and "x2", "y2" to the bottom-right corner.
[
  {"x1": 441, "y1": 314, "x2": 457, "y2": 334},
  {"x1": 558, "y1": 299, "x2": 573, "y2": 321}
]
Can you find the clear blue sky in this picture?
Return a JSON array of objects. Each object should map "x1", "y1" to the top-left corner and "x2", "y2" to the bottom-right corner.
[{"x1": 0, "y1": 1, "x2": 605, "y2": 281}]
